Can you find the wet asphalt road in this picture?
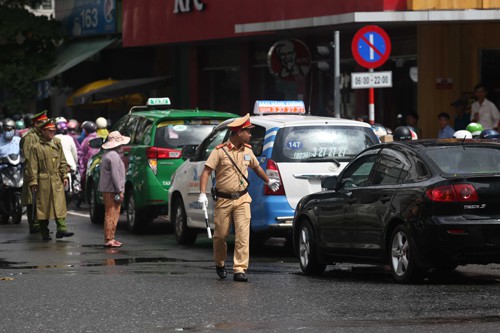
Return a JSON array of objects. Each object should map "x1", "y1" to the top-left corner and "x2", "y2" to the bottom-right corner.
[{"x1": 1, "y1": 204, "x2": 500, "y2": 332}]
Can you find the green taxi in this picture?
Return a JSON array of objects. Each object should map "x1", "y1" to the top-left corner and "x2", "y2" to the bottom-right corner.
[{"x1": 86, "y1": 97, "x2": 237, "y2": 232}]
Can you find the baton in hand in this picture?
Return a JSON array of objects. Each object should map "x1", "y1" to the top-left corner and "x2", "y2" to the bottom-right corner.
[
  {"x1": 202, "y1": 201, "x2": 212, "y2": 239},
  {"x1": 31, "y1": 187, "x2": 37, "y2": 223}
]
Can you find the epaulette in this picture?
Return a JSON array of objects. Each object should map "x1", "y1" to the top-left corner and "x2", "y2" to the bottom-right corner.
[
  {"x1": 215, "y1": 143, "x2": 227, "y2": 149},
  {"x1": 244, "y1": 143, "x2": 252, "y2": 148}
]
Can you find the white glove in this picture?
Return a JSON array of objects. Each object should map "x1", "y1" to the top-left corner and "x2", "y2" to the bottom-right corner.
[
  {"x1": 198, "y1": 192, "x2": 208, "y2": 208},
  {"x1": 266, "y1": 178, "x2": 281, "y2": 192}
]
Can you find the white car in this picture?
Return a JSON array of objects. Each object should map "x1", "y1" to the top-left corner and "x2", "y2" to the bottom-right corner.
[{"x1": 168, "y1": 101, "x2": 380, "y2": 246}]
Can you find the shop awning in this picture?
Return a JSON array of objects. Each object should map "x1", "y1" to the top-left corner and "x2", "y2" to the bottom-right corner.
[
  {"x1": 72, "y1": 76, "x2": 170, "y2": 105},
  {"x1": 38, "y1": 37, "x2": 118, "y2": 81}
]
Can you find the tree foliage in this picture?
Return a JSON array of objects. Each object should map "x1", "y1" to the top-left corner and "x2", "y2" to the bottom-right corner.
[{"x1": 0, "y1": 2, "x2": 62, "y2": 116}]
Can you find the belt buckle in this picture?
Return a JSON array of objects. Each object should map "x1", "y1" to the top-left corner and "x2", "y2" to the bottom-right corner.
[{"x1": 231, "y1": 193, "x2": 240, "y2": 200}]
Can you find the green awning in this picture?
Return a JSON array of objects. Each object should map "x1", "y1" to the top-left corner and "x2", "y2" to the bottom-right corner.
[{"x1": 37, "y1": 37, "x2": 118, "y2": 81}]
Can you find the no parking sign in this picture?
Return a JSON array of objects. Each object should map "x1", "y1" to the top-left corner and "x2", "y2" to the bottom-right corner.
[{"x1": 351, "y1": 25, "x2": 391, "y2": 69}]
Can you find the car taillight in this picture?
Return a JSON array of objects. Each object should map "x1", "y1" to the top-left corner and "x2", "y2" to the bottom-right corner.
[
  {"x1": 426, "y1": 184, "x2": 478, "y2": 202},
  {"x1": 264, "y1": 159, "x2": 285, "y2": 195},
  {"x1": 146, "y1": 147, "x2": 181, "y2": 175}
]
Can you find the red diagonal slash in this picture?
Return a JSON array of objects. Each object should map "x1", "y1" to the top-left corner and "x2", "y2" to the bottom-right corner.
[{"x1": 360, "y1": 34, "x2": 384, "y2": 58}]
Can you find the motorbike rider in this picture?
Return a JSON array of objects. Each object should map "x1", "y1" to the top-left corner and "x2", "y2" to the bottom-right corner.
[
  {"x1": 55, "y1": 121, "x2": 81, "y2": 207},
  {"x1": 0, "y1": 119, "x2": 21, "y2": 158},
  {"x1": 96, "y1": 117, "x2": 109, "y2": 140},
  {"x1": 55, "y1": 121, "x2": 78, "y2": 176},
  {"x1": 79, "y1": 121, "x2": 99, "y2": 183}
]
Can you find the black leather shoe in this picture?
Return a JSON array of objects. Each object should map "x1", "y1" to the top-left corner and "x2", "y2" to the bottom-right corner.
[
  {"x1": 233, "y1": 272, "x2": 248, "y2": 282},
  {"x1": 215, "y1": 265, "x2": 227, "y2": 279},
  {"x1": 42, "y1": 235, "x2": 52, "y2": 241},
  {"x1": 56, "y1": 231, "x2": 74, "y2": 239}
]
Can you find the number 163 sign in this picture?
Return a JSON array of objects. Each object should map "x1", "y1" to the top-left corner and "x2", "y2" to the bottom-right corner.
[{"x1": 351, "y1": 71, "x2": 392, "y2": 89}]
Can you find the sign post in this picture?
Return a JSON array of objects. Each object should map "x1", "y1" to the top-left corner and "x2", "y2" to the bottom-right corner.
[{"x1": 351, "y1": 25, "x2": 392, "y2": 124}]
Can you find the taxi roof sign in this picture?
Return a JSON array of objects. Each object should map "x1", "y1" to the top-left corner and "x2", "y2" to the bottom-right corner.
[
  {"x1": 147, "y1": 97, "x2": 171, "y2": 106},
  {"x1": 253, "y1": 100, "x2": 306, "y2": 115}
]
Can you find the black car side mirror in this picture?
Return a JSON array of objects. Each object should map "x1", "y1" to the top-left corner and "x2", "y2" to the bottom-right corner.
[
  {"x1": 181, "y1": 145, "x2": 198, "y2": 159},
  {"x1": 89, "y1": 137, "x2": 104, "y2": 149},
  {"x1": 321, "y1": 176, "x2": 338, "y2": 190}
]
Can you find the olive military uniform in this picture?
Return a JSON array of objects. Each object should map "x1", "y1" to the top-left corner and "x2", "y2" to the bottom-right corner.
[
  {"x1": 205, "y1": 140, "x2": 259, "y2": 273},
  {"x1": 25, "y1": 121, "x2": 70, "y2": 239}
]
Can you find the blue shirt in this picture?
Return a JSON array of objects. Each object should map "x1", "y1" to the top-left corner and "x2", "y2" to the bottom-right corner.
[
  {"x1": 0, "y1": 135, "x2": 20, "y2": 157},
  {"x1": 438, "y1": 125, "x2": 455, "y2": 139}
]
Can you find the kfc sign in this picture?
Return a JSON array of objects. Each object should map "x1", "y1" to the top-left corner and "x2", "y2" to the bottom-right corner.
[
  {"x1": 268, "y1": 39, "x2": 311, "y2": 81},
  {"x1": 174, "y1": 0, "x2": 205, "y2": 13}
]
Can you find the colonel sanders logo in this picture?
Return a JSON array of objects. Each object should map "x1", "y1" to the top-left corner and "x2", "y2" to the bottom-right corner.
[{"x1": 268, "y1": 39, "x2": 311, "y2": 81}]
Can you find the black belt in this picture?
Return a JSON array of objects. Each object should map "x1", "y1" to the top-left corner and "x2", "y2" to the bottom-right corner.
[{"x1": 215, "y1": 189, "x2": 248, "y2": 200}]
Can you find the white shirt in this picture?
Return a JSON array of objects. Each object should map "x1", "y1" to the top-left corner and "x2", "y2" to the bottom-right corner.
[
  {"x1": 471, "y1": 98, "x2": 500, "y2": 130},
  {"x1": 55, "y1": 134, "x2": 78, "y2": 172}
]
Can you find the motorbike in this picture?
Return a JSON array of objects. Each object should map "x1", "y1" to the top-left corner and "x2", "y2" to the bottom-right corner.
[
  {"x1": 65, "y1": 167, "x2": 82, "y2": 208},
  {"x1": 0, "y1": 153, "x2": 23, "y2": 224}
]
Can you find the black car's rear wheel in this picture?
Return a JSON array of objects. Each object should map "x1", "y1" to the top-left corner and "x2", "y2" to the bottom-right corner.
[
  {"x1": 298, "y1": 221, "x2": 326, "y2": 275},
  {"x1": 126, "y1": 189, "x2": 152, "y2": 233},
  {"x1": 389, "y1": 225, "x2": 424, "y2": 283},
  {"x1": 172, "y1": 197, "x2": 197, "y2": 245}
]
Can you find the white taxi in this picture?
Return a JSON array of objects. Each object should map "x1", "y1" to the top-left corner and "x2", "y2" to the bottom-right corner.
[{"x1": 168, "y1": 101, "x2": 380, "y2": 246}]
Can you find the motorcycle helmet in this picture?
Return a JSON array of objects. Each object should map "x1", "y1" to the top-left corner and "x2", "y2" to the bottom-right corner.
[
  {"x1": 453, "y1": 130, "x2": 472, "y2": 139},
  {"x1": 479, "y1": 129, "x2": 500, "y2": 140},
  {"x1": 2, "y1": 119, "x2": 16, "y2": 140},
  {"x1": 466, "y1": 122, "x2": 484, "y2": 138},
  {"x1": 81, "y1": 120, "x2": 97, "y2": 133},
  {"x1": 95, "y1": 117, "x2": 107, "y2": 129},
  {"x1": 68, "y1": 119, "x2": 79, "y2": 131},
  {"x1": 55, "y1": 116, "x2": 68, "y2": 124},
  {"x1": 15, "y1": 119, "x2": 25, "y2": 130},
  {"x1": 23, "y1": 113, "x2": 34, "y2": 127},
  {"x1": 393, "y1": 126, "x2": 413, "y2": 141},
  {"x1": 56, "y1": 121, "x2": 68, "y2": 134}
]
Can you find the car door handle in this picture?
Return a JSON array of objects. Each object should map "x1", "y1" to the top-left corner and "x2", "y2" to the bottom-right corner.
[
  {"x1": 347, "y1": 198, "x2": 356, "y2": 204},
  {"x1": 380, "y1": 195, "x2": 391, "y2": 203}
]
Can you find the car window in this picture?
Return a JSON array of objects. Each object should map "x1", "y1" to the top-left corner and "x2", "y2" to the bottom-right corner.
[
  {"x1": 153, "y1": 120, "x2": 222, "y2": 149},
  {"x1": 340, "y1": 154, "x2": 378, "y2": 189},
  {"x1": 424, "y1": 146, "x2": 500, "y2": 174},
  {"x1": 198, "y1": 127, "x2": 230, "y2": 161},
  {"x1": 371, "y1": 156, "x2": 408, "y2": 185},
  {"x1": 249, "y1": 125, "x2": 265, "y2": 156},
  {"x1": 272, "y1": 126, "x2": 379, "y2": 163},
  {"x1": 371, "y1": 149, "x2": 411, "y2": 185},
  {"x1": 134, "y1": 118, "x2": 153, "y2": 144},
  {"x1": 112, "y1": 116, "x2": 130, "y2": 134},
  {"x1": 113, "y1": 115, "x2": 139, "y2": 143}
]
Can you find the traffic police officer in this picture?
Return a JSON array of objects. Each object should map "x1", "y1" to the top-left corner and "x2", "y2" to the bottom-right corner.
[
  {"x1": 198, "y1": 114, "x2": 280, "y2": 282},
  {"x1": 20, "y1": 110, "x2": 48, "y2": 234}
]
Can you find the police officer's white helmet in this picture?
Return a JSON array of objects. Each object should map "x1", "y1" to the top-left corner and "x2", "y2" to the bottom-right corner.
[{"x1": 96, "y1": 117, "x2": 107, "y2": 129}]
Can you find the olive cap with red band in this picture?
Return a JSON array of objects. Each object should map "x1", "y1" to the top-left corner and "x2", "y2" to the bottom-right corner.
[
  {"x1": 40, "y1": 119, "x2": 57, "y2": 130},
  {"x1": 32, "y1": 110, "x2": 48, "y2": 124},
  {"x1": 227, "y1": 113, "x2": 254, "y2": 132}
]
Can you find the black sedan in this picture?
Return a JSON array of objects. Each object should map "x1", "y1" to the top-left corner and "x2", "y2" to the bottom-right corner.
[{"x1": 293, "y1": 139, "x2": 500, "y2": 283}]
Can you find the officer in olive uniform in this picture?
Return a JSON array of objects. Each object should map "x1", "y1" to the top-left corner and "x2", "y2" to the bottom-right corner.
[
  {"x1": 198, "y1": 114, "x2": 280, "y2": 282},
  {"x1": 20, "y1": 110, "x2": 48, "y2": 234},
  {"x1": 26, "y1": 119, "x2": 74, "y2": 241}
]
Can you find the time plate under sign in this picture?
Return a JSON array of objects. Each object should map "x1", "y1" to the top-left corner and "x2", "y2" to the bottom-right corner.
[{"x1": 351, "y1": 71, "x2": 392, "y2": 89}]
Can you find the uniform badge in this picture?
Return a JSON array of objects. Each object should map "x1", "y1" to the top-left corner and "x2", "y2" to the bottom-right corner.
[{"x1": 244, "y1": 154, "x2": 250, "y2": 161}]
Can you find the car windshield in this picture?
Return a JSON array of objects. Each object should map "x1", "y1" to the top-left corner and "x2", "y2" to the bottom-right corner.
[
  {"x1": 272, "y1": 126, "x2": 379, "y2": 162},
  {"x1": 154, "y1": 120, "x2": 222, "y2": 149},
  {"x1": 424, "y1": 146, "x2": 500, "y2": 174}
]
